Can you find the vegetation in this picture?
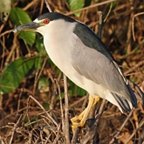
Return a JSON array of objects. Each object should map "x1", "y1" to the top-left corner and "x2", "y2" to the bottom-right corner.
[{"x1": 0, "y1": 0, "x2": 144, "y2": 143}]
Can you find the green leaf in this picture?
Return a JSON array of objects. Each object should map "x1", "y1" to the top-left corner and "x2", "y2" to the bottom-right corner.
[
  {"x1": 33, "y1": 56, "x2": 43, "y2": 70},
  {"x1": 10, "y1": 7, "x2": 36, "y2": 46},
  {"x1": 19, "y1": 31, "x2": 36, "y2": 46},
  {"x1": 0, "y1": 56, "x2": 42, "y2": 94},
  {"x1": 67, "y1": 0, "x2": 84, "y2": 17},
  {"x1": 35, "y1": 36, "x2": 47, "y2": 56},
  {"x1": 69, "y1": 80, "x2": 86, "y2": 96},
  {"x1": 38, "y1": 76, "x2": 49, "y2": 92}
]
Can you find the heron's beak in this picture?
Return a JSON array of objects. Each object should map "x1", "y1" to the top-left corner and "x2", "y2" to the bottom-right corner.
[{"x1": 13, "y1": 22, "x2": 40, "y2": 33}]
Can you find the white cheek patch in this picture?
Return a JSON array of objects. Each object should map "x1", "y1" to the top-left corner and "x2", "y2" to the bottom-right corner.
[
  {"x1": 33, "y1": 18, "x2": 40, "y2": 23},
  {"x1": 33, "y1": 18, "x2": 44, "y2": 24}
]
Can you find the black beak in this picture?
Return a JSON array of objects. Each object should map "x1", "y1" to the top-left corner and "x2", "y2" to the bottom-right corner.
[{"x1": 13, "y1": 22, "x2": 40, "y2": 33}]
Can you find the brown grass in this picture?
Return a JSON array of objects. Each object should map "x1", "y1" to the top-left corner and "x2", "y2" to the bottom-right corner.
[{"x1": 0, "y1": 0, "x2": 144, "y2": 143}]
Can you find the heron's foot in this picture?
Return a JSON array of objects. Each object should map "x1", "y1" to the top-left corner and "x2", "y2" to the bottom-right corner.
[
  {"x1": 71, "y1": 95, "x2": 100, "y2": 133},
  {"x1": 71, "y1": 109, "x2": 87, "y2": 132}
]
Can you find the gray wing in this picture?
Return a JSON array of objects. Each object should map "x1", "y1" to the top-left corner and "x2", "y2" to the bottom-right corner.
[{"x1": 72, "y1": 22, "x2": 137, "y2": 107}]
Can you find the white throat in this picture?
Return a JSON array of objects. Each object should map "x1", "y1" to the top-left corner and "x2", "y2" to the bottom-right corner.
[
  {"x1": 36, "y1": 19, "x2": 76, "y2": 37},
  {"x1": 36, "y1": 19, "x2": 77, "y2": 75}
]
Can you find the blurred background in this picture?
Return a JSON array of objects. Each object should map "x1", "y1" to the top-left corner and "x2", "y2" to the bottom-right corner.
[{"x1": 0, "y1": 0, "x2": 144, "y2": 143}]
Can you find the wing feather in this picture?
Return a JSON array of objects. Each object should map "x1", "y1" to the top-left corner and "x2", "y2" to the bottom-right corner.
[{"x1": 72, "y1": 22, "x2": 137, "y2": 107}]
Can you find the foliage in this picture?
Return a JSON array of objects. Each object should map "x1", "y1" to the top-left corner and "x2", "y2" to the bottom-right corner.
[
  {"x1": 10, "y1": 7, "x2": 36, "y2": 46},
  {"x1": 0, "y1": 0, "x2": 144, "y2": 143},
  {"x1": 0, "y1": 57, "x2": 43, "y2": 94},
  {"x1": 66, "y1": 0, "x2": 92, "y2": 16}
]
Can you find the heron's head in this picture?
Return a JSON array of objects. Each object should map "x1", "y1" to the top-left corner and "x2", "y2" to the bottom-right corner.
[{"x1": 14, "y1": 12, "x2": 75, "y2": 36}]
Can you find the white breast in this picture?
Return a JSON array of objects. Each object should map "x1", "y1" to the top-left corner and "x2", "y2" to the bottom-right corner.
[
  {"x1": 36, "y1": 19, "x2": 107, "y2": 97},
  {"x1": 40, "y1": 20, "x2": 76, "y2": 73}
]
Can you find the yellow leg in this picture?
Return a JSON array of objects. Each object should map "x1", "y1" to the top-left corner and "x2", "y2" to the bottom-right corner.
[{"x1": 71, "y1": 95, "x2": 100, "y2": 132}]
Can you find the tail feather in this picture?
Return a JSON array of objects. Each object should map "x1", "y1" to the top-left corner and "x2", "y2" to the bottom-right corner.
[
  {"x1": 112, "y1": 93, "x2": 131, "y2": 112},
  {"x1": 104, "y1": 84, "x2": 139, "y2": 113},
  {"x1": 127, "y1": 84, "x2": 137, "y2": 108},
  {"x1": 111, "y1": 84, "x2": 138, "y2": 113}
]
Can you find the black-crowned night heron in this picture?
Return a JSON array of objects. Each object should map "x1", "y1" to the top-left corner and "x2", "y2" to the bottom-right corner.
[{"x1": 14, "y1": 12, "x2": 138, "y2": 131}]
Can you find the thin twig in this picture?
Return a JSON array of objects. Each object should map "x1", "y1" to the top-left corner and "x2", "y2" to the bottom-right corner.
[
  {"x1": 132, "y1": 12, "x2": 144, "y2": 41},
  {"x1": 125, "y1": 120, "x2": 144, "y2": 144},
  {"x1": 63, "y1": 74, "x2": 70, "y2": 144},
  {"x1": 52, "y1": 125, "x2": 61, "y2": 144},
  {"x1": 29, "y1": 95, "x2": 58, "y2": 127},
  {"x1": 23, "y1": 0, "x2": 38, "y2": 11},
  {"x1": 97, "y1": 11, "x2": 103, "y2": 38},
  {"x1": 104, "y1": 3, "x2": 113, "y2": 22},
  {"x1": 55, "y1": 79, "x2": 65, "y2": 135},
  {"x1": 109, "y1": 110, "x2": 133, "y2": 144},
  {"x1": 44, "y1": 0, "x2": 52, "y2": 12},
  {"x1": 124, "y1": 60, "x2": 144, "y2": 75},
  {"x1": 69, "y1": 96, "x2": 87, "y2": 108},
  {"x1": 5, "y1": 34, "x2": 18, "y2": 66},
  {"x1": 98, "y1": 99, "x2": 106, "y2": 115},
  {"x1": 71, "y1": 128, "x2": 80, "y2": 144},
  {"x1": 9, "y1": 115, "x2": 22, "y2": 144},
  {"x1": 47, "y1": 70, "x2": 57, "y2": 110},
  {"x1": 0, "y1": 29, "x2": 13, "y2": 38},
  {"x1": 66, "y1": 0, "x2": 118, "y2": 16},
  {"x1": 33, "y1": 57, "x2": 48, "y2": 95},
  {"x1": 40, "y1": 0, "x2": 44, "y2": 14}
]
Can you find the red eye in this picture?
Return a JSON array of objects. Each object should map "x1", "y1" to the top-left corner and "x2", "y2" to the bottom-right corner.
[{"x1": 43, "y1": 19, "x2": 49, "y2": 24}]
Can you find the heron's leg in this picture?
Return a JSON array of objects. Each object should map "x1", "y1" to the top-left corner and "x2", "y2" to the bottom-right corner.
[{"x1": 71, "y1": 95, "x2": 100, "y2": 131}]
